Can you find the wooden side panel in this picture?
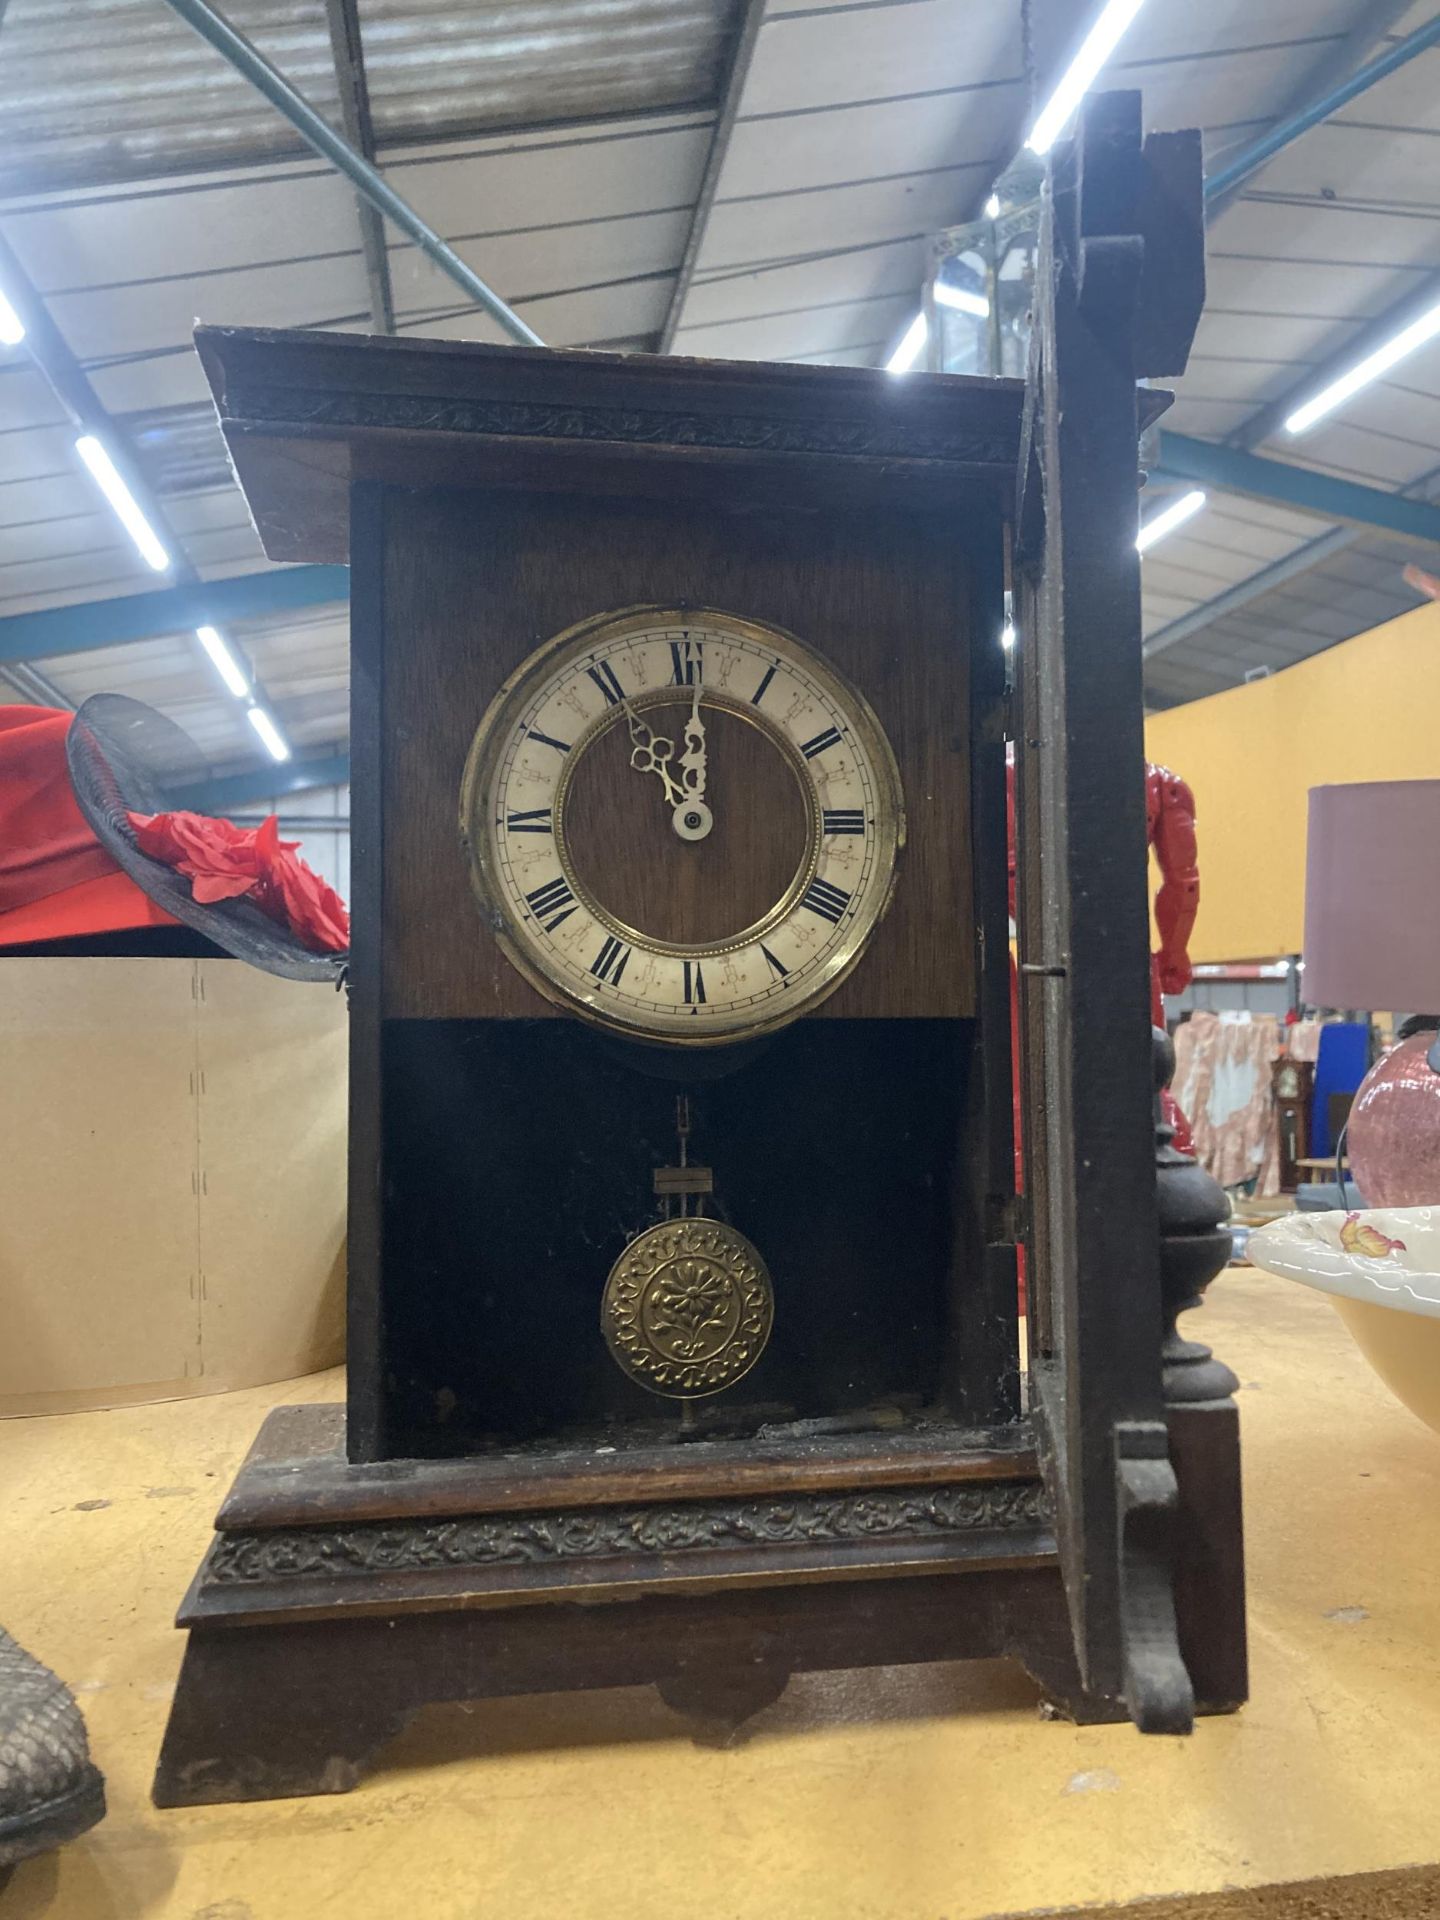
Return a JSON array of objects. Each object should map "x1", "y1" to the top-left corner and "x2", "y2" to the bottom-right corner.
[
  {"x1": 378, "y1": 484, "x2": 977, "y2": 1021},
  {"x1": 947, "y1": 492, "x2": 1020, "y2": 1427},
  {"x1": 1015, "y1": 93, "x2": 1204, "y2": 1723},
  {"x1": 346, "y1": 483, "x2": 388, "y2": 1462}
]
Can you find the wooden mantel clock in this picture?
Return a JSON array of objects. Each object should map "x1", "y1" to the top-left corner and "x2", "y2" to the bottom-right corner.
[{"x1": 154, "y1": 94, "x2": 1245, "y2": 1806}]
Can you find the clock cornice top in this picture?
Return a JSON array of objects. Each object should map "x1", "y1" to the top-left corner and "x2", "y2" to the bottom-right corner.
[{"x1": 196, "y1": 326, "x2": 1034, "y2": 564}]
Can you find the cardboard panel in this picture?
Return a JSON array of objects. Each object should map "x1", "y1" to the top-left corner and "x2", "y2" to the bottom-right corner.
[
  {"x1": 0, "y1": 958, "x2": 346, "y2": 1414},
  {"x1": 0, "y1": 959, "x2": 199, "y2": 1402},
  {"x1": 194, "y1": 961, "x2": 346, "y2": 1392}
]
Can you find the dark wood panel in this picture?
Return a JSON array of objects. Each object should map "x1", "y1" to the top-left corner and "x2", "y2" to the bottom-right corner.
[
  {"x1": 218, "y1": 1402, "x2": 1038, "y2": 1530},
  {"x1": 381, "y1": 484, "x2": 977, "y2": 1020},
  {"x1": 1169, "y1": 1400, "x2": 1247, "y2": 1713},
  {"x1": 376, "y1": 1018, "x2": 969, "y2": 1454},
  {"x1": 345, "y1": 482, "x2": 388, "y2": 1464},
  {"x1": 156, "y1": 1565, "x2": 1091, "y2": 1803},
  {"x1": 946, "y1": 492, "x2": 1021, "y2": 1427}
]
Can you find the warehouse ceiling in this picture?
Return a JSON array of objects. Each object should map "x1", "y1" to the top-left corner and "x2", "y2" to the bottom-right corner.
[{"x1": 1, "y1": 0, "x2": 1438, "y2": 789}]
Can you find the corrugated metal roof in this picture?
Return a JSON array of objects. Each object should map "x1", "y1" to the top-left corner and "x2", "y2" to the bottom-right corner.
[
  {"x1": 0, "y1": 0, "x2": 736, "y2": 194},
  {"x1": 3, "y1": 0, "x2": 1439, "y2": 777}
]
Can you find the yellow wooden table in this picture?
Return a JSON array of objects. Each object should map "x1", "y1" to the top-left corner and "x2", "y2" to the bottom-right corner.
[
  {"x1": 4, "y1": 1269, "x2": 1439, "y2": 1920},
  {"x1": 1294, "y1": 1155, "x2": 1340, "y2": 1184}
]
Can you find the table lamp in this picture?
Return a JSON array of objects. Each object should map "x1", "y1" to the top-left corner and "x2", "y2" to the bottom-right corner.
[{"x1": 1304, "y1": 780, "x2": 1440, "y2": 1206}]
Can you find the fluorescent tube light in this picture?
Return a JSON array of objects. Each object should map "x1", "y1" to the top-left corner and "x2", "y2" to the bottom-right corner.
[
  {"x1": 1001, "y1": 622, "x2": 1016, "y2": 650},
  {"x1": 1026, "y1": 0, "x2": 1151, "y2": 156},
  {"x1": 1136, "y1": 488, "x2": 1206, "y2": 553},
  {"x1": 934, "y1": 282, "x2": 989, "y2": 319},
  {"x1": 1284, "y1": 295, "x2": 1440, "y2": 437},
  {"x1": 196, "y1": 624, "x2": 250, "y2": 699},
  {"x1": 886, "y1": 312, "x2": 928, "y2": 373},
  {"x1": 74, "y1": 434, "x2": 170, "y2": 572},
  {"x1": 247, "y1": 705, "x2": 291, "y2": 763},
  {"x1": 985, "y1": 194, "x2": 1001, "y2": 219},
  {"x1": 0, "y1": 288, "x2": 24, "y2": 347}
]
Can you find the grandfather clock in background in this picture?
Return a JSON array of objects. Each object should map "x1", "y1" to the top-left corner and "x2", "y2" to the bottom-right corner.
[
  {"x1": 154, "y1": 93, "x2": 1245, "y2": 1807},
  {"x1": 1273, "y1": 1057, "x2": 1316, "y2": 1192}
]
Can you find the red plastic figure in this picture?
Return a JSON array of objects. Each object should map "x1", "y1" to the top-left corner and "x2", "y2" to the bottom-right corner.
[
  {"x1": 1146, "y1": 762, "x2": 1198, "y2": 1158},
  {"x1": 1148, "y1": 763, "x2": 1198, "y2": 1023},
  {"x1": 1007, "y1": 755, "x2": 1199, "y2": 1293}
]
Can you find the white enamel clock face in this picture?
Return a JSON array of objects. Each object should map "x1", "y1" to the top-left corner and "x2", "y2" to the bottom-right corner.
[{"x1": 460, "y1": 605, "x2": 904, "y2": 1045}]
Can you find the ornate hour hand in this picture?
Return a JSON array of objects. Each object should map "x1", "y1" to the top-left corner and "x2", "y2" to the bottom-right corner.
[
  {"x1": 626, "y1": 706, "x2": 684, "y2": 806},
  {"x1": 626, "y1": 699, "x2": 713, "y2": 842}
]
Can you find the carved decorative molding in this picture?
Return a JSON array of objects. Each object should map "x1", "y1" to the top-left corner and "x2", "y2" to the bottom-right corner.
[
  {"x1": 207, "y1": 1481, "x2": 1050, "y2": 1585},
  {"x1": 226, "y1": 383, "x2": 1018, "y2": 470}
]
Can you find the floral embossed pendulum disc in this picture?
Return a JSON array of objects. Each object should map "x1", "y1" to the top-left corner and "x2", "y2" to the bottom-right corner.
[{"x1": 602, "y1": 1218, "x2": 774, "y2": 1398}]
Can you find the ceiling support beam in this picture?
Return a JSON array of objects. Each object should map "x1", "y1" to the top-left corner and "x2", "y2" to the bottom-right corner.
[
  {"x1": 1144, "y1": 454, "x2": 1440, "y2": 658},
  {"x1": 0, "y1": 228, "x2": 184, "y2": 569},
  {"x1": 0, "y1": 228, "x2": 307, "y2": 745},
  {"x1": 162, "y1": 0, "x2": 543, "y2": 347},
  {"x1": 0, "y1": 565, "x2": 350, "y2": 665},
  {"x1": 171, "y1": 752, "x2": 352, "y2": 813},
  {"x1": 1204, "y1": 8, "x2": 1440, "y2": 214},
  {"x1": 1156, "y1": 434, "x2": 1440, "y2": 545},
  {"x1": 323, "y1": 0, "x2": 394, "y2": 335},
  {"x1": 1233, "y1": 267, "x2": 1440, "y2": 453},
  {"x1": 1, "y1": 661, "x2": 75, "y2": 709},
  {"x1": 1146, "y1": 12, "x2": 1440, "y2": 664},
  {"x1": 1142, "y1": 526, "x2": 1358, "y2": 660},
  {"x1": 659, "y1": 0, "x2": 767, "y2": 353}
]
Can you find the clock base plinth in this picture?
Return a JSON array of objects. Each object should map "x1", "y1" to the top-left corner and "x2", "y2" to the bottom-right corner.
[{"x1": 152, "y1": 1403, "x2": 1238, "y2": 1806}]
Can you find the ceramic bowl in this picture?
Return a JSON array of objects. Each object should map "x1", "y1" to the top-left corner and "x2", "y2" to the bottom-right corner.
[{"x1": 1247, "y1": 1207, "x2": 1440, "y2": 1437}]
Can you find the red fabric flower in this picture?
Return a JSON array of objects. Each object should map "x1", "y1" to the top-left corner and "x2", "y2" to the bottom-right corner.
[{"x1": 126, "y1": 809, "x2": 349, "y2": 953}]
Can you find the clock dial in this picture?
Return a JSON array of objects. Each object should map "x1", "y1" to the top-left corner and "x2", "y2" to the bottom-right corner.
[{"x1": 460, "y1": 605, "x2": 904, "y2": 1044}]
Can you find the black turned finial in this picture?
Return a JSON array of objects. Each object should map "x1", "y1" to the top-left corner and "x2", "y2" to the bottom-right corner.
[{"x1": 1154, "y1": 1028, "x2": 1239, "y2": 1404}]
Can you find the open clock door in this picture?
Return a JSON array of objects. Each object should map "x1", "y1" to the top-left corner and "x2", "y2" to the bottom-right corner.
[{"x1": 1013, "y1": 93, "x2": 1206, "y2": 1732}]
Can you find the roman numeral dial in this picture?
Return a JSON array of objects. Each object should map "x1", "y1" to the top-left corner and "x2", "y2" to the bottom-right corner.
[{"x1": 463, "y1": 605, "x2": 904, "y2": 1044}]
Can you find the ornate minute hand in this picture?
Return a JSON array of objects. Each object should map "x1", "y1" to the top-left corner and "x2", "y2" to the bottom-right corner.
[{"x1": 679, "y1": 679, "x2": 707, "y2": 804}]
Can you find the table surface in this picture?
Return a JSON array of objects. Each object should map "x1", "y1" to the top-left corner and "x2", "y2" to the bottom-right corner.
[{"x1": 3, "y1": 1269, "x2": 1439, "y2": 1920}]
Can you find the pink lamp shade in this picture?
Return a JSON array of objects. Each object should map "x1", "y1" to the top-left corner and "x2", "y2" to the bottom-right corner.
[
  {"x1": 1305, "y1": 781, "x2": 1440, "y2": 1206},
  {"x1": 1304, "y1": 781, "x2": 1440, "y2": 1013}
]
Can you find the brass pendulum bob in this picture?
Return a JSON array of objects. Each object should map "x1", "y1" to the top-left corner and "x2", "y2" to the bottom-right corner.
[{"x1": 601, "y1": 1096, "x2": 775, "y2": 1432}]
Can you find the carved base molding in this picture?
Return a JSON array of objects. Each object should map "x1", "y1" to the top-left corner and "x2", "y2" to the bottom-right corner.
[{"x1": 174, "y1": 1404, "x2": 1056, "y2": 1624}]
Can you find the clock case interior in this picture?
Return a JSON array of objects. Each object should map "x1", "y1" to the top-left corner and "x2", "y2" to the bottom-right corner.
[{"x1": 365, "y1": 468, "x2": 1009, "y2": 1459}]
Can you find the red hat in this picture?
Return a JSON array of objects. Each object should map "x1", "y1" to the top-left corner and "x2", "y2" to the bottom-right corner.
[
  {"x1": 1, "y1": 698, "x2": 347, "y2": 978},
  {"x1": 0, "y1": 706, "x2": 176, "y2": 946}
]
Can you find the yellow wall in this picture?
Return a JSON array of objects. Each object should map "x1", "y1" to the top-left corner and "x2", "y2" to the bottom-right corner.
[{"x1": 1144, "y1": 599, "x2": 1440, "y2": 963}]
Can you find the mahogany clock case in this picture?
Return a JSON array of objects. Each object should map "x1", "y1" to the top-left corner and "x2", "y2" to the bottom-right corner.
[
  {"x1": 151, "y1": 107, "x2": 1240, "y2": 1806},
  {"x1": 357, "y1": 468, "x2": 1010, "y2": 1460}
]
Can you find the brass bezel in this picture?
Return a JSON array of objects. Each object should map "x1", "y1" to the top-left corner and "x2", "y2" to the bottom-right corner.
[{"x1": 459, "y1": 603, "x2": 905, "y2": 1046}]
